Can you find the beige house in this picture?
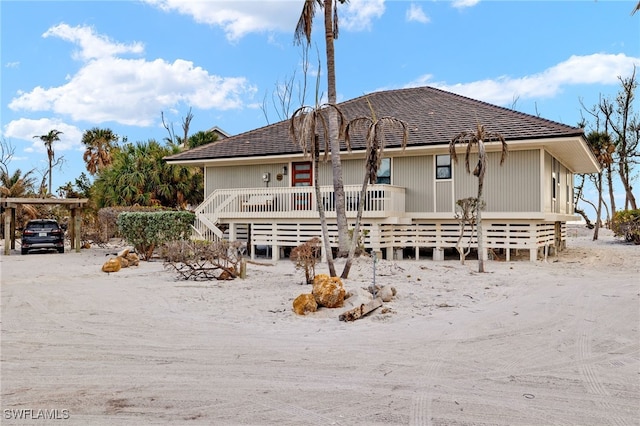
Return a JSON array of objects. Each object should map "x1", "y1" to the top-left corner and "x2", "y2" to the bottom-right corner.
[{"x1": 165, "y1": 86, "x2": 600, "y2": 262}]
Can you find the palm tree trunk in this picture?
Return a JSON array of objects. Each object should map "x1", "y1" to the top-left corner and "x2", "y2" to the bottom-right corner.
[
  {"x1": 314, "y1": 138, "x2": 336, "y2": 276},
  {"x1": 324, "y1": 0, "x2": 349, "y2": 256},
  {"x1": 340, "y1": 170, "x2": 370, "y2": 279},
  {"x1": 477, "y1": 180, "x2": 485, "y2": 273}
]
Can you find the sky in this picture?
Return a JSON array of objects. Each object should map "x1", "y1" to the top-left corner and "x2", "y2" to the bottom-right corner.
[{"x1": 1, "y1": 0, "x2": 639, "y2": 213}]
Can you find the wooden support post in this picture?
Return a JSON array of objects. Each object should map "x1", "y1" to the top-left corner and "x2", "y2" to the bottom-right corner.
[
  {"x1": 10, "y1": 208, "x2": 16, "y2": 249},
  {"x1": 4, "y1": 208, "x2": 12, "y2": 255},
  {"x1": 69, "y1": 208, "x2": 76, "y2": 250},
  {"x1": 74, "y1": 208, "x2": 82, "y2": 253}
]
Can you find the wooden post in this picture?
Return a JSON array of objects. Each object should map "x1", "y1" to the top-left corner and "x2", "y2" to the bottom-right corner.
[
  {"x1": 10, "y1": 207, "x2": 16, "y2": 249},
  {"x1": 74, "y1": 208, "x2": 81, "y2": 253},
  {"x1": 69, "y1": 208, "x2": 76, "y2": 250},
  {"x1": 4, "y1": 208, "x2": 12, "y2": 255}
]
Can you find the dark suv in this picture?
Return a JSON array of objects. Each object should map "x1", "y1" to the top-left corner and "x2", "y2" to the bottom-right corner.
[{"x1": 21, "y1": 219, "x2": 65, "y2": 255}]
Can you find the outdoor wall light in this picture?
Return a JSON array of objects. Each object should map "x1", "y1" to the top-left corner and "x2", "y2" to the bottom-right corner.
[{"x1": 282, "y1": 166, "x2": 288, "y2": 175}]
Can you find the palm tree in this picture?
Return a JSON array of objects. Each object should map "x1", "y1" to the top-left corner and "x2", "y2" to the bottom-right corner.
[
  {"x1": 81, "y1": 128, "x2": 119, "y2": 175},
  {"x1": 33, "y1": 129, "x2": 63, "y2": 195},
  {"x1": 295, "y1": 0, "x2": 351, "y2": 256},
  {"x1": 0, "y1": 168, "x2": 38, "y2": 238},
  {"x1": 340, "y1": 103, "x2": 408, "y2": 279},
  {"x1": 93, "y1": 139, "x2": 203, "y2": 209},
  {"x1": 449, "y1": 123, "x2": 508, "y2": 273},
  {"x1": 290, "y1": 103, "x2": 348, "y2": 277},
  {"x1": 187, "y1": 130, "x2": 218, "y2": 149}
]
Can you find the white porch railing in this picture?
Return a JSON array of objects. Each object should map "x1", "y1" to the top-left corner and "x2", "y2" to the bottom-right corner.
[{"x1": 193, "y1": 184, "x2": 405, "y2": 240}]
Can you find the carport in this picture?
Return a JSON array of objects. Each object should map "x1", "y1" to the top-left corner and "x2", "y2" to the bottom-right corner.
[{"x1": 1, "y1": 197, "x2": 88, "y2": 255}]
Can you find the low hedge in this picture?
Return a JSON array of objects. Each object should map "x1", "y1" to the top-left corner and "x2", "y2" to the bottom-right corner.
[{"x1": 117, "y1": 211, "x2": 195, "y2": 260}]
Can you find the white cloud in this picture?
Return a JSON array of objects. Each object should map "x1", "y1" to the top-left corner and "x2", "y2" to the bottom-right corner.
[
  {"x1": 3, "y1": 118, "x2": 83, "y2": 154},
  {"x1": 452, "y1": 0, "x2": 480, "y2": 9},
  {"x1": 406, "y1": 53, "x2": 640, "y2": 106},
  {"x1": 143, "y1": 0, "x2": 385, "y2": 40},
  {"x1": 406, "y1": 4, "x2": 430, "y2": 24},
  {"x1": 9, "y1": 24, "x2": 256, "y2": 127},
  {"x1": 43, "y1": 23, "x2": 144, "y2": 61},
  {"x1": 143, "y1": 0, "x2": 301, "y2": 41},
  {"x1": 341, "y1": 0, "x2": 385, "y2": 32}
]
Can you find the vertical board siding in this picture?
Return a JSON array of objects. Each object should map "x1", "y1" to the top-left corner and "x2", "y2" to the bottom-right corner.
[
  {"x1": 205, "y1": 164, "x2": 289, "y2": 197},
  {"x1": 393, "y1": 155, "x2": 433, "y2": 212},
  {"x1": 543, "y1": 152, "x2": 553, "y2": 212},
  {"x1": 483, "y1": 150, "x2": 541, "y2": 212},
  {"x1": 435, "y1": 181, "x2": 453, "y2": 212},
  {"x1": 454, "y1": 150, "x2": 541, "y2": 212}
]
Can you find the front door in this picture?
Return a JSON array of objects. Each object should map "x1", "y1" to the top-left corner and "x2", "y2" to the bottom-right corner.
[{"x1": 292, "y1": 162, "x2": 312, "y2": 210}]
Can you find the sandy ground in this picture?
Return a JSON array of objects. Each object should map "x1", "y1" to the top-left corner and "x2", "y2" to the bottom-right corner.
[{"x1": 1, "y1": 226, "x2": 639, "y2": 425}]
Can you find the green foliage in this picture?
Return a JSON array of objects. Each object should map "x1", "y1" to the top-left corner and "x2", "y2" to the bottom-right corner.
[
  {"x1": 611, "y1": 209, "x2": 640, "y2": 244},
  {"x1": 97, "y1": 205, "x2": 164, "y2": 243},
  {"x1": 92, "y1": 139, "x2": 203, "y2": 209},
  {"x1": 57, "y1": 172, "x2": 92, "y2": 198},
  {"x1": 117, "y1": 211, "x2": 195, "y2": 260},
  {"x1": 188, "y1": 130, "x2": 218, "y2": 149}
]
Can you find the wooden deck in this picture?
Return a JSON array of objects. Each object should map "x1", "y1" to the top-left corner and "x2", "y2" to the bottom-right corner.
[{"x1": 191, "y1": 186, "x2": 565, "y2": 262}]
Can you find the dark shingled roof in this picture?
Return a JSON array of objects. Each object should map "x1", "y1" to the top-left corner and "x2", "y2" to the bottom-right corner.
[{"x1": 165, "y1": 86, "x2": 584, "y2": 163}]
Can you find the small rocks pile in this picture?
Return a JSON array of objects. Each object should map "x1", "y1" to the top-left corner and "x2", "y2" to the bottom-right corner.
[
  {"x1": 101, "y1": 248, "x2": 140, "y2": 273},
  {"x1": 292, "y1": 274, "x2": 398, "y2": 316}
]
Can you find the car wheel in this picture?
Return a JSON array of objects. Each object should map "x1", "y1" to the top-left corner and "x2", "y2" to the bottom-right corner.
[
  {"x1": 21, "y1": 248, "x2": 28, "y2": 255},
  {"x1": 58, "y1": 247, "x2": 65, "y2": 254}
]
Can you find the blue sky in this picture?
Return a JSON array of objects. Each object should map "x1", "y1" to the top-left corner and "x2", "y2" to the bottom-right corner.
[{"x1": 1, "y1": 0, "x2": 639, "y2": 208}]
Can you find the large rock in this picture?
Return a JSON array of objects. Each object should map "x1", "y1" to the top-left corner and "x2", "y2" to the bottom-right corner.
[
  {"x1": 312, "y1": 274, "x2": 346, "y2": 308},
  {"x1": 293, "y1": 293, "x2": 318, "y2": 315},
  {"x1": 102, "y1": 257, "x2": 122, "y2": 273}
]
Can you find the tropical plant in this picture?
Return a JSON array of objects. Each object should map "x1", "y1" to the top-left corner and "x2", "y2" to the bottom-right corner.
[
  {"x1": 187, "y1": 130, "x2": 218, "y2": 149},
  {"x1": 81, "y1": 127, "x2": 119, "y2": 175},
  {"x1": 340, "y1": 103, "x2": 408, "y2": 279},
  {"x1": 449, "y1": 123, "x2": 508, "y2": 273},
  {"x1": 0, "y1": 168, "x2": 39, "y2": 238},
  {"x1": 92, "y1": 140, "x2": 203, "y2": 209},
  {"x1": 295, "y1": 0, "x2": 351, "y2": 256},
  {"x1": 33, "y1": 129, "x2": 63, "y2": 195},
  {"x1": 290, "y1": 101, "x2": 348, "y2": 277}
]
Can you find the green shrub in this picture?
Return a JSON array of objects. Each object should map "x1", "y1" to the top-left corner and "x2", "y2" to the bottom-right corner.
[
  {"x1": 117, "y1": 211, "x2": 195, "y2": 260},
  {"x1": 611, "y1": 209, "x2": 640, "y2": 245}
]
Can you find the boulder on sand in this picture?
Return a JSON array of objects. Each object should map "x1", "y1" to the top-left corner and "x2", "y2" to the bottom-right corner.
[
  {"x1": 293, "y1": 293, "x2": 318, "y2": 315},
  {"x1": 312, "y1": 274, "x2": 346, "y2": 308},
  {"x1": 102, "y1": 257, "x2": 122, "y2": 273}
]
